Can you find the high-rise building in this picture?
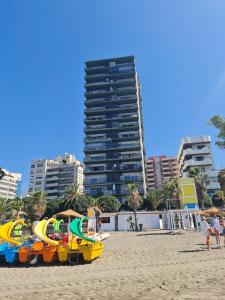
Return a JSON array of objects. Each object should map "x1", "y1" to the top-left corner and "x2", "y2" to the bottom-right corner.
[
  {"x1": 84, "y1": 56, "x2": 147, "y2": 202},
  {"x1": 146, "y1": 156, "x2": 179, "y2": 189},
  {"x1": 0, "y1": 169, "x2": 22, "y2": 199},
  {"x1": 177, "y1": 136, "x2": 220, "y2": 196},
  {"x1": 28, "y1": 153, "x2": 84, "y2": 200}
]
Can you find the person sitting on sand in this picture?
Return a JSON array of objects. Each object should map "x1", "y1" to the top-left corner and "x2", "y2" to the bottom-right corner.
[
  {"x1": 219, "y1": 216, "x2": 225, "y2": 247},
  {"x1": 200, "y1": 216, "x2": 212, "y2": 251},
  {"x1": 211, "y1": 215, "x2": 220, "y2": 245}
]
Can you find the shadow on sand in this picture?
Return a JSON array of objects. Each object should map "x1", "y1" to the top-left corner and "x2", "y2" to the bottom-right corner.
[
  {"x1": 179, "y1": 249, "x2": 207, "y2": 253},
  {"x1": 137, "y1": 232, "x2": 174, "y2": 237}
]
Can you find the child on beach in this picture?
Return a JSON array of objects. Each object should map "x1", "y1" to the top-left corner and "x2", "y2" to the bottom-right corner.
[
  {"x1": 200, "y1": 216, "x2": 212, "y2": 251},
  {"x1": 211, "y1": 216, "x2": 220, "y2": 245}
]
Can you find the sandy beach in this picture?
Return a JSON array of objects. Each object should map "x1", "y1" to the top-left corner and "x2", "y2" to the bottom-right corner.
[{"x1": 1, "y1": 230, "x2": 225, "y2": 300}]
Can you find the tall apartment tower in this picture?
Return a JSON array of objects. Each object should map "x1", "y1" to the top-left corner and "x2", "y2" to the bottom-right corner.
[
  {"x1": 28, "y1": 154, "x2": 84, "y2": 200},
  {"x1": 146, "y1": 156, "x2": 179, "y2": 189},
  {"x1": 84, "y1": 56, "x2": 147, "y2": 202},
  {"x1": 177, "y1": 136, "x2": 220, "y2": 196},
  {"x1": 0, "y1": 169, "x2": 22, "y2": 199}
]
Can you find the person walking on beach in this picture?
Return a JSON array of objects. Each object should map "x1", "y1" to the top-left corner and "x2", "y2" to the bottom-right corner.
[
  {"x1": 200, "y1": 216, "x2": 212, "y2": 250},
  {"x1": 211, "y1": 215, "x2": 220, "y2": 245},
  {"x1": 219, "y1": 216, "x2": 225, "y2": 247}
]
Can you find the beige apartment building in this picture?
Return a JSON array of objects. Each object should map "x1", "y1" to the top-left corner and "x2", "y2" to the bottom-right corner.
[
  {"x1": 0, "y1": 169, "x2": 22, "y2": 199},
  {"x1": 146, "y1": 156, "x2": 179, "y2": 189},
  {"x1": 28, "y1": 153, "x2": 83, "y2": 200}
]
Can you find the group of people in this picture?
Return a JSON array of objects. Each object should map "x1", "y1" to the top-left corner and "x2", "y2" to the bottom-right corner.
[{"x1": 201, "y1": 215, "x2": 225, "y2": 250}]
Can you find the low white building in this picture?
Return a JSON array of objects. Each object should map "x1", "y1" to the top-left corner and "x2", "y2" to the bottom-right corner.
[
  {"x1": 99, "y1": 211, "x2": 162, "y2": 231},
  {"x1": 0, "y1": 169, "x2": 22, "y2": 199}
]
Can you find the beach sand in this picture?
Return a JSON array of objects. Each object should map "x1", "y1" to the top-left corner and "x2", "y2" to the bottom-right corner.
[{"x1": 1, "y1": 230, "x2": 225, "y2": 300}]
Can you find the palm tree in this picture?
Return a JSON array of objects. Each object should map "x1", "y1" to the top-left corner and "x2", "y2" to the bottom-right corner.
[
  {"x1": 0, "y1": 197, "x2": 11, "y2": 221},
  {"x1": 162, "y1": 179, "x2": 179, "y2": 209},
  {"x1": 10, "y1": 198, "x2": 27, "y2": 219},
  {"x1": 188, "y1": 167, "x2": 208, "y2": 210},
  {"x1": 90, "y1": 197, "x2": 103, "y2": 233},
  {"x1": 146, "y1": 189, "x2": 164, "y2": 210},
  {"x1": 127, "y1": 184, "x2": 142, "y2": 231},
  {"x1": 0, "y1": 168, "x2": 5, "y2": 180},
  {"x1": 64, "y1": 184, "x2": 85, "y2": 212},
  {"x1": 214, "y1": 191, "x2": 225, "y2": 208},
  {"x1": 29, "y1": 191, "x2": 47, "y2": 220},
  {"x1": 218, "y1": 169, "x2": 225, "y2": 193}
]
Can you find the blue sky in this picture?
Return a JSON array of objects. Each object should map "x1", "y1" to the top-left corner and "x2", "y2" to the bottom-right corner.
[{"x1": 0, "y1": 0, "x2": 225, "y2": 192}]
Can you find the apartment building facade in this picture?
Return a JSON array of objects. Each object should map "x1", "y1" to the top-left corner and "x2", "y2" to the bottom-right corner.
[
  {"x1": 0, "y1": 169, "x2": 22, "y2": 199},
  {"x1": 28, "y1": 154, "x2": 83, "y2": 200},
  {"x1": 84, "y1": 56, "x2": 147, "y2": 202},
  {"x1": 177, "y1": 136, "x2": 220, "y2": 196},
  {"x1": 146, "y1": 156, "x2": 179, "y2": 189}
]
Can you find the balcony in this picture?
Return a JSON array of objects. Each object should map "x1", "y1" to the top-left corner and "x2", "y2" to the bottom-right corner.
[
  {"x1": 183, "y1": 158, "x2": 213, "y2": 171},
  {"x1": 84, "y1": 123, "x2": 139, "y2": 133},
  {"x1": 84, "y1": 143, "x2": 141, "y2": 153},
  {"x1": 85, "y1": 95, "x2": 137, "y2": 106},
  {"x1": 85, "y1": 104, "x2": 137, "y2": 115},
  {"x1": 85, "y1": 78, "x2": 136, "y2": 88},
  {"x1": 84, "y1": 165, "x2": 143, "y2": 175},
  {"x1": 84, "y1": 175, "x2": 143, "y2": 186},
  {"x1": 85, "y1": 113, "x2": 138, "y2": 124},
  {"x1": 84, "y1": 154, "x2": 142, "y2": 164}
]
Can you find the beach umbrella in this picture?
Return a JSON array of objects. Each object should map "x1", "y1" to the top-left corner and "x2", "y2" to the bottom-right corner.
[
  {"x1": 199, "y1": 207, "x2": 219, "y2": 216},
  {"x1": 55, "y1": 209, "x2": 84, "y2": 219}
]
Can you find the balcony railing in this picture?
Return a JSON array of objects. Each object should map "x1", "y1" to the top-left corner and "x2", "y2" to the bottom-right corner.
[
  {"x1": 85, "y1": 123, "x2": 139, "y2": 132},
  {"x1": 84, "y1": 143, "x2": 141, "y2": 152},
  {"x1": 84, "y1": 175, "x2": 143, "y2": 185},
  {"x1": 85, "y1": 165, "x2": 142, "y2": 173},
  {"x1": 84, "y1": 154, "x2": 142, "y2": 162}
]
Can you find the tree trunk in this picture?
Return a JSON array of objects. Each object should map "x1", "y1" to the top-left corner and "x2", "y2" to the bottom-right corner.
[
  {"x1": 96, "y1": 216, "x2": 99, "y2": 233},
  {"x1": 133, "y1": 209, "x2": 138, "y2": 232}
]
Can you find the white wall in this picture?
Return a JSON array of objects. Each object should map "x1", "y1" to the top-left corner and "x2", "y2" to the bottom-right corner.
[
  {"x1": 118, "y1": 213, "x2": 160, "y2": 231},
  {"x1": 100, "y1": 216, "x2": 115, "y2": 232}
]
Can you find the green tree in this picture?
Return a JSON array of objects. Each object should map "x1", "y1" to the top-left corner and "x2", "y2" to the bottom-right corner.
[
  {"x1": 146, "y1": 189, "x2": 164, "y2": 210},
  {"x1": 127, "y1": 184, "x2": 143, "y2": 231},
  {"x1": 10, "y1": 198, "x2": 26, "y2": 219},
  {"x1": 188, "y1": 167, "x2": 208, "y2": 210},
  {"x1": 64, "y1": 184, "x2": 90, "y2": 213},
  {"x1": 213, "y1": 191, "x2": 225, "y2": 208},
  {"x1": 0, "y1": 168, "x2": 5, "y2": 180},
  {"x1": 97, "y1": 195, "x2": 120, "y2": 212},
  {"x1": 209, "y1": 115, "x2": 225, "y2": 149},
  {"x1": 218, "y1": 169, "x2": 225, "y2": 193},
  {"x1": 162, "y1": 179, "x2": 180, "y2": 209},
  {"x1": 0, "y1": 198, "x2": 11, "y2": 221},
  {"x1": 29, "y1": 191, "x2": 47, "y2": 220},
  {"x1": 44, "y1": 198, "x2": 65, "y2": 218}
]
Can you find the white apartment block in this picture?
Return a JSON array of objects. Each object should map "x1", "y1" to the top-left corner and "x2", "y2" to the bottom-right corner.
[
  {"x1": 0, "y1": 169, "x2": 22, "y2": 199},
  {"x1": 28, "y1": 154, "x2": 84, "y2": 200},
  {"x1": 177, "y1": 136, "x2": 220, "y2": 196}
]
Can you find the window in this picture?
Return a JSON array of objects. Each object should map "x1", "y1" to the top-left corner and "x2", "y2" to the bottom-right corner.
[
  {"x1": 100, "y1": 217, "x2": 110, "y2": 224},
  {"x1": 37, "y1": 163, "x2": 44, "y2": 167},
  {"x1": 195, "y1": 156, "x2": 204, "y2": 161},
  {"x1": 119, "y1": 65, "x2": 133, "y2": 72},
  {"x1": 197, "y1": 145, "x2": 205, "y2": 150},
  {"x1": 35, "y1": 181, "x2": 42, "y2": 185}
]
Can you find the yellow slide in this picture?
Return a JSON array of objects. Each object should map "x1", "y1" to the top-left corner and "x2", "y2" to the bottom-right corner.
[
  {"x1": 0, "y1": 219, "x2": 25, "y2": 245},
  {"x1": 33, "y1": 218, "x2": 59, "y2": 246}
]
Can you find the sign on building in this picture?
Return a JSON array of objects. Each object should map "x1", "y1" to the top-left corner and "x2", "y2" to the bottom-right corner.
[{"x1": 178, "y1": 178, "x2": 199, "y2": 209}]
